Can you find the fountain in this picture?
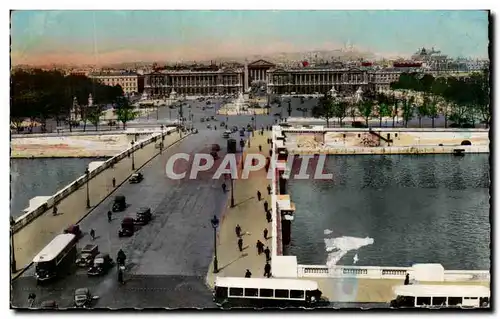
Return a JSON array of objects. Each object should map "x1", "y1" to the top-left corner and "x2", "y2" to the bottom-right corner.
[{"x1": 222, "y1": 91, "x2": 248, "y2": 114}]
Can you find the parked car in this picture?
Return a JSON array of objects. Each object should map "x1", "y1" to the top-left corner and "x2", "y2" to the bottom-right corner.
[
  {"x1": 112, "y1": 195, "x2": 126, "y2": 212},
  {"x1": 76, "y1": 244, "x2": 99, "y2": 267},
  {"x1": 87, "y1": 253, "x2": 114, "y2": 276},
  {"x1": 64, "y1": 225, "x2": 82, "y2": 239},
  {"x1": 201, "y1": 117, "x2": 205, "y2": 122},
  {"x1": 222, "y1": 131, "x2": 231, "y2": 138},
  {"x1": 118, "y1": 217, "x2": 135, "y2": 237},
  {"x1": 129, "y1": 172, "x2": 144, "y2": 184},
  {"x1": 207, "y1": 124, "x2": 211, "y2": 129},
  {"x1": 351, "y1": 121, "x2": 367, "y2": 128},
  {"x1": 74, "y1": 288, "x2": 98, "y2": 308},
  {"x1": 192, "y1": 128, "x2": 199, "y2": 134},
  {"x1": 135, "y1": 207, "x2": 152, "y2": 225}
]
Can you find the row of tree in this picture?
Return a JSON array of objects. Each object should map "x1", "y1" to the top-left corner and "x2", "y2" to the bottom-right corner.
[
  {"x1": 10, "y1": 69, "x2": 138, "y2": 132},
  {"x1": 311, "y1": 70, "x2": 490, "y2": 128}
]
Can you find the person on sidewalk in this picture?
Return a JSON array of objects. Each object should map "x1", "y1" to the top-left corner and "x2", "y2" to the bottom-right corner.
[
  {"x1": 90, "y1": 229, "x2": 96, "y2": 240},
  {"x1": 235, "y1": 224, "x2": 242, "y2": 237},
  {"x1": 404, "y1": 273, "x2": 410, "y2": 285},
  {"x1": 264, "y1": 262, "x2": 271, "y2": 278},
  {"x1": 112, "y1": 177, "x2": 116, "y2": 188},
  {"x1": 107, "y1": 210, "x2": 112, "y2": 222},
  {"x1": 222, "y1": 183, "x2": 227, "y2": 193},
  {"x1": 52, "y1": 205, "x2": 58, "y2": 216},
  {"x1": 263, "y1": 200, "x2": 269, "y2": 212},
  {"x1": 258, "y1": 145, "x2": 262, "y2": 152},
  {"x1": 28, "y1": 293, "x2": 36, "y2": 308},
  {"x1": 256, "y1": 240, "x2": 264, "y2": 255},
  {"x1": 264, "y1": 247, "x2": 271, "y2": 262},
  {"x1": 238, "y1": 237, "x2": 243, "y2": 252},
  {"x1": 267, "y1": 184, "x2": 271, "y2": 195},
  {"x1": 263, "y1": 228, "x2": 268, "y2": 240},
  {"x1": 257, "y1": 190, "x2": 262, "y2": 201},
  {"x1": 266, "y1": 211, "x2": 272, "y2": 223},
  {"x1": 245, "y1": 269, "x2": 252, "y2": 278},
  {"x1": 118, "y1": 268, "x2": 124, "y2": 284}
]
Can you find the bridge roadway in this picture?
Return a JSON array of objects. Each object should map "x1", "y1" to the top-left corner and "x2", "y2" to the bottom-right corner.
[{"x1": 11, "y1": 99, "x2": 277, "y2": 309}]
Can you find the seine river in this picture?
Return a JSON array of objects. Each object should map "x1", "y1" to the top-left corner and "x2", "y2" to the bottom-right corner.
[
  {"x1": 10, "y1": 158, "x2": 106, "y2": 217},
  {"x1": 286, "y1": 154, "x2": 490, "y2": 270}
]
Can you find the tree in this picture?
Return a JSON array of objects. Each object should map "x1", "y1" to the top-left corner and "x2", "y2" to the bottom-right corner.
[
  {"x1": 115, "y1": 97, "x2": 139, "y2": 129},
  {"x1": 377, "y1": 100, "x2": 392, "y2": 128},
  {"x1": 357, "y1": 99, "x2": 373, "y2": 127},
  {"x1": 332, "y1": 101, "x2": 348, "y2": 127},
  {"x1": 427, "y1": 96, "x2": 439, "y2": 128},
  {"x1": 416, "y1": 96, "x2": 429, "y2": 128},
  {"x1": 87, "y1": 105, "x2": 105, "y2": 131},
  {"x1": 401, "y1": 95, "x2": 414, "y2": 128},
  {"x1": 312, "y1": 94, "x2": 335, "y2": 128}
]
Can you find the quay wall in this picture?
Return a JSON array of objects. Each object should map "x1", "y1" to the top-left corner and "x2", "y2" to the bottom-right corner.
[
  {"x1": 11, "y1": 127, "x2": 178, "y2": 234},
  {"x1": 269, "y1": 125, "x2": 490, "y2": 282}
]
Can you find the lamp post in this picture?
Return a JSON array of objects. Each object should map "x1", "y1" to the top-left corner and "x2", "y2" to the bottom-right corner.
[
  {"x1": 131, "y1": 141, "x2": 135, "y2": 170},
  {"x1": 10, "y1": 216, "x2": 16, "y2": 272},
  {"x1": 210, "y1": 215, "x2": 219, "y2": 273},
  {"x1": 85, "y1": 168, "x2": 91, "y2": 208},
  {"x1": 230, "y1": 178, "x2": 235, "y2": 208}
]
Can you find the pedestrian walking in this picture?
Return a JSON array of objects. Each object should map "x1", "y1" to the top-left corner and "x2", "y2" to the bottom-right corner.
[
  {"x1": 238, "y1": 238, "x2": 243, "y2": 252},
  {"x1": 28, "y1": 293, "x2": 36, "y2": 308},
  {"x1": 222, "y1": 183, "x2": 227, "y2": 193},
  {"x1": 267, "y1": 184, "x2": 271, "y2": 195},
  {"x1": 264, "y1": 246, "x2": 271, "y2": 262},
  {"x1": 264, "y1": 262, "x2": 271, "y2": 278},
  {"x1": 404, "y1": 273, "x2": 410, "y2": 285},
  {"x1": 269, "y1": 149, "x2": 272, "y2": 157},
  {"x1": 112, "y1": 177, "x2": 116, "y2": 188},
  {"x1": 235, "y1": 224, "x2": 241, "y2": 237},
  {"x1": 107, "y1": 210, "x2": 112, "y2": 222},
  {"x1": 52, "y1": 205, "x2": 58, "y2": 216},
  {"x1": 90, "y1": 229, "x2": 95, "y2": 240},
  {"x1": 256, "y1": 240, "x2": 264, "y2": 254},
  {"x1": 257, "y1": 190, "x2": 262, "y2": 201},
  {"x1": 258, "y1": 145, "x2": 262, "y2": 152},
  {"x1": 263, "y1": 228, "x2": 268, "y2": 240},
  {"x1": 263, "y1": 200, "x2": 269, "y2": 212},
  {"x1": 266, "y1": 211, "x2": 272, "y2": 223},
  {"x1": 245, "y1": 269, "x2": 252, "y2": 278},
  {"x1": 118, "y1": 268, "x2": 124, "y2": 284}
]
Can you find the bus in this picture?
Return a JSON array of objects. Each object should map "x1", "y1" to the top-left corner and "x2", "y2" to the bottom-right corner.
[
  {"x1": 213, "y1": 277, "x2": 323, "y2": 308},
  {"x1": 33, "y1": 233, "x2": 77, "y2": 282},
  {"x1": 389, "y1": 285, "x2": 490, "y2": 308}
]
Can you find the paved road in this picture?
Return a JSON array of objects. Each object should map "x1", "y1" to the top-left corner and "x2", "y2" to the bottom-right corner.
[{"x1": 12, "y1": 98, "x2": 277, "y2": 309}]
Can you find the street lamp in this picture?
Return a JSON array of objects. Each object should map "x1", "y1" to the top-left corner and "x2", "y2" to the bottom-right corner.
[
  {"x1": 10, "y1": 216, "x2": 16, "y2": 272},
  {"x1": 85, "y1": 168, "x2": 91, "y2": 208},
  {"x1": 210, "y1": 215, "x2": 219, "y2": 273},
  {"x1": 131, "y1": 141, "x2": 135, "y2": 170},
  {"x1": 230, "y1": 178, "x2": 235, "y2": 208}
]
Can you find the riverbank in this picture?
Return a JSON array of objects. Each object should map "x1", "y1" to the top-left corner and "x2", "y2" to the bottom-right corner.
[{"x1": 10, "y1": 134, "x2": 137, "y2": 158}]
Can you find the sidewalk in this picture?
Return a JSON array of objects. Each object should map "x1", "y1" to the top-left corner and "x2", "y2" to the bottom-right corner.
[
  {"x1": 11, "y1": 131, "x2": 185, "y2": 277},
  {"x1": 206, "y1": 132, "x2": 273, "y2": 287}
]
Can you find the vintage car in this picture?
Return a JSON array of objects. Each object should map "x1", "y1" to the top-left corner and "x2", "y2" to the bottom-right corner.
[
  {"x1": 192, "y1": 128, "x2": 199, "y2": 134},
  {"x1": 112, "y1": 195, "x2": 126, "y2": 212},
  {"x1": 220, "y1": 122, "x2": 226, "y2": 127},
  {"x1": 135, "y1": 207, "x2": 152, "y2": 226},
  {"x1": 40, "y1": 300, "x2": 58, "y2": 309},
  {"x1": 211, "y1": 144, "x2": 221, "y2": 152},
  {"x1": 118, "y1": 217, "x2": 135, "y2": 237},
  {"x1": 207, "y1": 124, "x2": 211, "y2": 129},
  {"x1": 63, "y1": 225, "x2": 82, "y2": 239},
  {"x1": 210, "y1": 116, "x2": 216, "y2": 120},
  {"x1": 200, "y1": 117, "x2": 205, "y2": 122},
  {"x1": 231, "y1": 126, "x2": 238, "y2": 133},
  {"x1": 74, "y1": 288, "x2": 97, "y2": 308},
  {"x1": 222, "y1": 131, "x2": 231, "y2": 138},
  {"x1": 129, "y1": 172, "x2": 144, "y2": 184},
  {"x1": 76, "y1": 244, "x2": 99, "y2": 267},
  {"x1": 87, "y1": 253, "x2": 114, "y2": 276}
]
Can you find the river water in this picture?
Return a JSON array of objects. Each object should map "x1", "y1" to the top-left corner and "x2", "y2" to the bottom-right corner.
[
  {"x1": 10, "y1": 158, "x2": 107, "y2": 217},
  {"x1": 286, "y1": 154, "x2": 491, "y2": 270}
]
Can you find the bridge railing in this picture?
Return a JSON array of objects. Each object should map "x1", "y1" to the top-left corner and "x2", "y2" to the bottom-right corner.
[{"x1": 297, "y1": 264, "x2": 490, "y2": 281}]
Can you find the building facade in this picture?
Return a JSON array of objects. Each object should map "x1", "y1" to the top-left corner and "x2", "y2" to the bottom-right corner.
[
  {"x1": 89, "y1": 72, "x2": 140, "y2": 94},
  {"x1": 144, "y1": 67, "x2": 244, "y2": 97}
]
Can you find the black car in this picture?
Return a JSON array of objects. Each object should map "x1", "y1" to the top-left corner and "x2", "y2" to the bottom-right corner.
[
  {"x1": 135, "y1": 207, "x2": 152, "y2": 225},
  {"x1": 87, "y1": 253, "x2": 114, "y2": 276},
  {"x1": 112, "y1": 195, "x2": 126, "y2": 212},
  {"x1": 129, "y1": 172, "x2": 144, "y2": 184},
  {"x1": 118, "y1": 217, "x2": 135, "y2": 237}
]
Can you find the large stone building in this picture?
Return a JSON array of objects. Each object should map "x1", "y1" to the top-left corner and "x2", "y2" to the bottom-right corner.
[{"x1": 89, "y1": 71, "x2": 142, "y2": 94}]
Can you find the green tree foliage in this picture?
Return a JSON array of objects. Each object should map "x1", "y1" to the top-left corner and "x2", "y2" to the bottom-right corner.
[
  {"x1": 86, "y1": 105, "x2": 105, "y2": 131},
  {"x1": 312, "y1": 94, "x2": 335, "y2": 127},
  {"x1": 390, "y1": 69, "x2": 490, "y2": 128},
  {"x1": 114, "y1": 96, "x2": 139, "y2": 129},
  {"x1": 375, "y1": 92, "x2": 392, "y2": 127},
  {"x1": 332, "y1": 101, "x2": 348, "y2": 127},
  {"x1": 10, "y1": 69, "x2": 124, "y2": 130},
  {"x1": 357, "y1": 99, "x2": 374, "y2": 127}
]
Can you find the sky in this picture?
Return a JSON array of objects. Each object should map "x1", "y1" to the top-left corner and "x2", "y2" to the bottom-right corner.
[{"x1": 10, "y1": 10, "x2": 489, "y2": 66}]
